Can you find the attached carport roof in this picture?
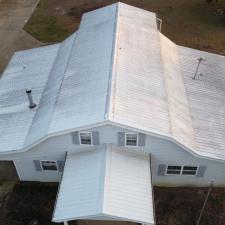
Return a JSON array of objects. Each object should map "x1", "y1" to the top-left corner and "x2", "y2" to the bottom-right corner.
[{"x1": 52, "y1": 145, "x2": 154, "y2": 224}]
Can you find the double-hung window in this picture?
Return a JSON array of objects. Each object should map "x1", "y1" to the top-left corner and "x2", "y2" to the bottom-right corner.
[
  {"x1": 125, "y1": 133, "x2": 138, "y2": 146},
  {"x1": 182, "y1": 166, "x2": 198, "y2": 175},
  {"x1": 166, "y1": 165, "x2": 198, "y2": 176},
  {"x1": 79, "y1": 132, "x2": 92, "y2": 145},
  {"x1": 41, "y1": 161, "x2": 58, "y2": 171},
  {"x1": 166, "y1": 165, "x2": 182, "y2": 175}
]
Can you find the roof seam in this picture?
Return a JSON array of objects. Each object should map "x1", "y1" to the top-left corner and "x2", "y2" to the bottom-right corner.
[
  {"x1": 104, "y1": 3, "x2": 120, "y2": 121},
  {"x1": 157, "y1": 32, "x2": 173, "y2": 137},
  {"x1": 175, "y1": 42, "x2": 197, "y2": 149},
  {"x1": 23, "y1": 44, "x2": 61, "y2": 148},
  {"x1": 99, "y1": 145, "x2": 109, "y2": 214},
  {"x1": 159, "y1": 34, "x2": 196, "y2": 149},
  {"x1": 46, "y1": 33, "x2": 78, "y2": 134}
]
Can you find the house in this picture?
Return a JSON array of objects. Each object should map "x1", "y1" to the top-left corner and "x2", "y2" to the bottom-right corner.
[{"x1": 0, "y1": 2, "x2": 225, "y2": 225}]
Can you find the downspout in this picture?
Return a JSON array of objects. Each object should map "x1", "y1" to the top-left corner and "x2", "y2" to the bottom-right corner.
[{"x1": 196, "y1": 181, "x2": 213, "y2": 225}]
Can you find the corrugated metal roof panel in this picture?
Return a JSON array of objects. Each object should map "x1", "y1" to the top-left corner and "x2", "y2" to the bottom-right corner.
[
  {"x1": 103, "y1": 145, "x2": 154, "y2": 223},
  {"x1": 178, "y1": 46, "x2": 225, "y2": 159},
  {"x1": 49, "y1": 3, "x2": 117, "y2": 134},
  {"x1": 53, "y1": 149, "x2": 106, "y2": 222},
  {"x1": 25, "y1": 34, "x2": 76, "y2": 147},
  {"x1": 53, "y1": 145, "x2": 154, "y2": 224},
  {"x1": 109, "y1": 3, "x2": 171, "y2": 137},
  {"x1": 0, "y1": 44, "x2": 59, "y2": 152}
]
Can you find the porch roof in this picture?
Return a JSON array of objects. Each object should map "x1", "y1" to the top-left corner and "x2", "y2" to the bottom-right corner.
[{"x1": 52, "y1": 145, "x2": 154, "y2": 224}]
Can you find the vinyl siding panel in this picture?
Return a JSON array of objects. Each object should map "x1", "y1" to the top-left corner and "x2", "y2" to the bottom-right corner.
[{"x1": 1, "y1": 125, "x2": 225, "y2": 186}]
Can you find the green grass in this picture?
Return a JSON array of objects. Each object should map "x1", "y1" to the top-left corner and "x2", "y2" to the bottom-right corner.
[
  {"x1": 24, "y1": 0, "x2": 225, "y2": 55},
  {"x1": 24, "y1": 1, "x2": 70, "y2": 43},
  {"x1": 24, "y1": 15, "x2": 69, "y2": 43}
]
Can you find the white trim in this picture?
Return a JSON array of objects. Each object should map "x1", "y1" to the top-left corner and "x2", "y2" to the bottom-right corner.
[
  {"x1": 54, "y1": 211, "x2": 153, "y2": 224},
  {"x1": 79, "y1": 132, "x2": 93, "y2": 145},
  {"x1": 40, "y1": 160, "x2": 58, "y2": 171},
  {"x1": 125, "y1": 133, "x2": 138, "y2": 147},
  {"x1": 13, "y1": 160, "x2": 21, "y2": 180}
]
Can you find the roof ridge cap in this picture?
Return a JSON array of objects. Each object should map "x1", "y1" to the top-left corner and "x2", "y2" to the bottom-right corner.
[{"x1": 104, "y1": 3, "x2": 120, "y2": 121}]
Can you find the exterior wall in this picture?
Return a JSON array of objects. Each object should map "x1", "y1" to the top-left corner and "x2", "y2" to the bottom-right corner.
[{"x1": 0, "y1": 124, "x2": 225, "y2": 186}]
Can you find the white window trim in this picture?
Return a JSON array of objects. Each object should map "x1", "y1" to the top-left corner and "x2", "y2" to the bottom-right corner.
[
  {"x1": 40, "y1": 160, "x2": 58, "y2": 171},
  {"x1": 166, "y1": 165, "x2": 198, "y2": 176},
  {"x1": 79, "y1": 132, "x2": 93, "y2": 145},
  {"x1": 125, "y1": 133, "x2": 138, "y2": 147}
]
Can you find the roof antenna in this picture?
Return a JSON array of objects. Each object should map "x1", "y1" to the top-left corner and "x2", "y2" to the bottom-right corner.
[
  {"x1": 192, "y1": 57, "x2": 205, "y2": 80},
  {"x1": 26, "y1": 89, "x2": 36, "y2": 109}
]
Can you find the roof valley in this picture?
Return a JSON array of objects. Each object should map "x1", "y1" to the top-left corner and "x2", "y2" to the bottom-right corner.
[
  {"x1": 159, "y1": 34, "x2": 197, "y2": 150},
  {"x1": 24, "y1": 33, "x2": 77, "y2": 148},
  {"x1": 22, "y1": 44, "x2": 61, "y2": 148}
]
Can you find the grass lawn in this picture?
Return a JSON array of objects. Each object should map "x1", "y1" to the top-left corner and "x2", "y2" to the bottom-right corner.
[
  {"x1": 24, "y1": 0, "x2": 225, "y2": 55},
  {"x1": 0, "y1": 182, "x2": 225, "y2": 225}
]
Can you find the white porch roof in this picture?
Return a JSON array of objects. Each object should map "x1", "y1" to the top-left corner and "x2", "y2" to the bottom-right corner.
[{"x1": 52, "y1": 145, "x2": 154, "y2": 224}]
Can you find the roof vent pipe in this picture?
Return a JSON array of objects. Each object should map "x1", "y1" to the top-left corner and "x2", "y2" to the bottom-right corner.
[
  {"x1": 26, "y1": 89, "x2": 36, "y2": 109},
  {"x1": 192, "y1": 57, "x2": 205, "y2": 80}
]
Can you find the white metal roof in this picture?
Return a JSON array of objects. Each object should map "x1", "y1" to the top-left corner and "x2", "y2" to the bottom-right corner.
[
  {"x1": 0, "y1": 44, "x2": 60, "y2": 152},
  {"x1": 52, "y1": 145, "x2": 154, "y2": 224},
  {"x1": 178, "y1": 46, "x2": 225, "y2": 160},
  {"x1": 109, "y1": 4, "x2": 171, "y2": 137},
  {"x1": 0, "y1": 2, "x2": 225, "y2": 161},
  {"x1": 49, "y1": 4, "x2": 117, "y2": 134}
]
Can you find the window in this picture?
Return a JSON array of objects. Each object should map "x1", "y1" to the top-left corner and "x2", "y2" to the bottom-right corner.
[
  {"x1": 182, "y1": 166, "x2": 198, "y2": 175},
  {"x1": 79, "y1": 132, "x2": 92, "y2": 145},
  {"x1": 166, "y1": 165, "x2": 182, "y2": 175},
  {"x1": 166, "y1": 165, "x2": 198, "y2": 176},
  {"x1": 125, "y1": 133, "x2": 138, "y2": 146},
  {"x1": 41, "y1": 161, "x2": 58, "y2": 171}
]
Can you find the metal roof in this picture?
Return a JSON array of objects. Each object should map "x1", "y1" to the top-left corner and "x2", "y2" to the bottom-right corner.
[
  {"x1": 0, "y1": 3, "x2": 225, "y2": 161},
  {"x1": 179, "y1": 46, "x2": 225, "y2": 160},
  {"x1": 0, "y1": 44, "x2": 60, "y2": 152},
  {"x1": 52, "y1": 145, "x2": 154, "y2": 224}
]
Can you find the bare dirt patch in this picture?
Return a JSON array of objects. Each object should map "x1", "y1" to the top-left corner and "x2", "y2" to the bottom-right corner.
[
  {"x1": 1, "y1": 182, "x2": 225, "y2": 225},
  {"x1": 0, "y1": 161, "x2": 19, "y2": 182},
  {"x1": 75, "y1": 221, "x2": 137, "y2": 225},
  {"x1": 24, "y1": 0, "x2": 225, "y2": 55},
  {"x1": 0, "y1": 182, "x2": 61, "y2": 225},
  {"x1": 154, "y1": 186, "x2": 225, "y2": 225}
]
